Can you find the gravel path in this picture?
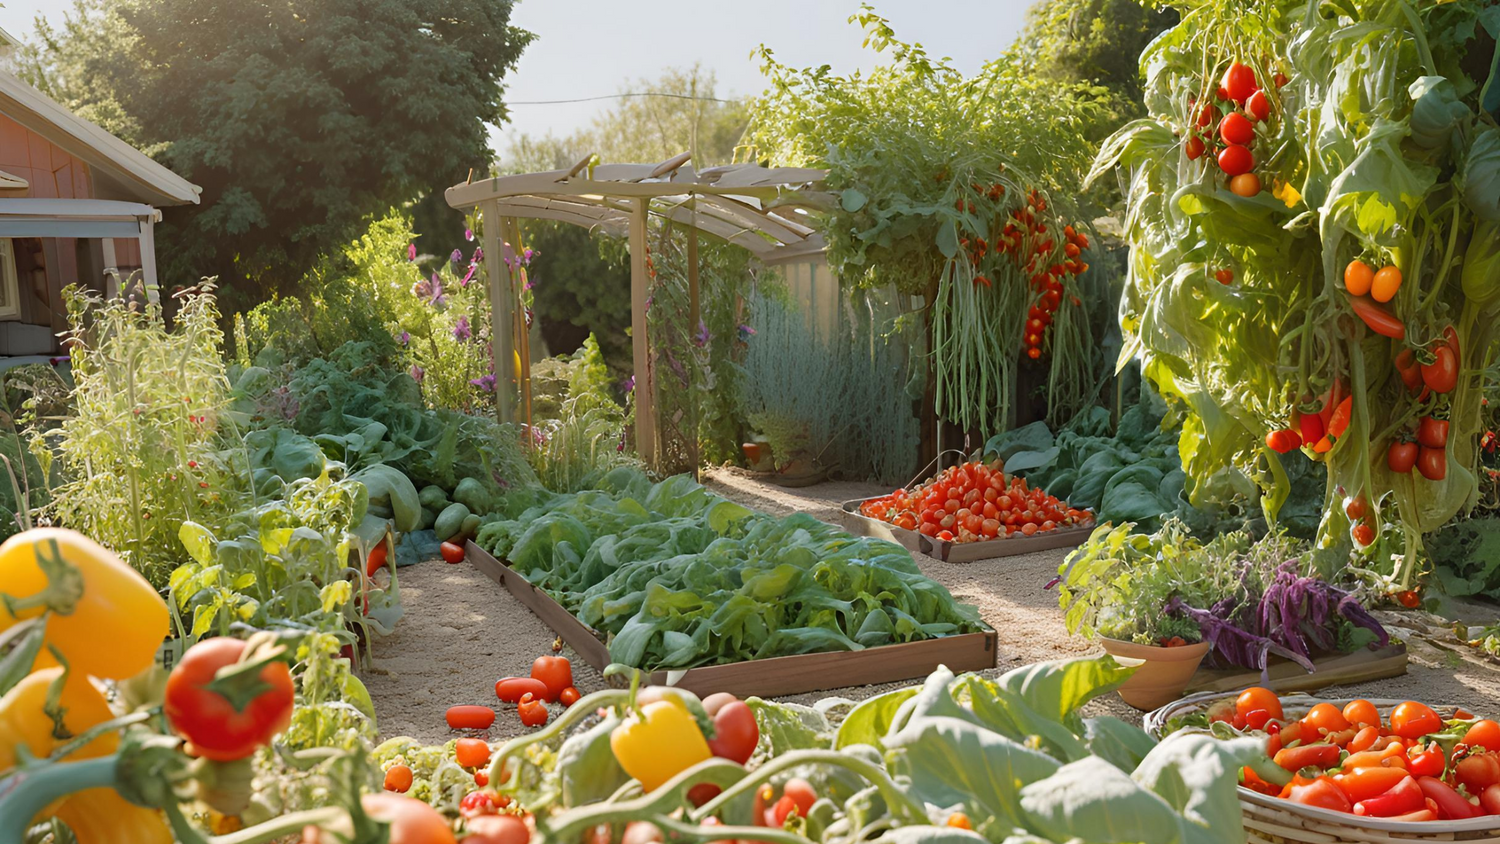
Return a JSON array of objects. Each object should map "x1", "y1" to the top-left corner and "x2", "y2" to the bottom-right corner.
[{"x1": 364, "y1": 468, "x2": 1500, "y2": 744}]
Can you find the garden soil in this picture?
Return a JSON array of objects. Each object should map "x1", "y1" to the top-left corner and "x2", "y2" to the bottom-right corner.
[{"x1": 364, "y1": 467, "x2": 1500, "y2": 744}]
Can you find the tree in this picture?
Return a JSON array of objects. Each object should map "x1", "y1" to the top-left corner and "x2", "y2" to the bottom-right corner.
[
  {"x1": 14, "y1": 0, "x2": 532, "y2": 311},
  {"x1": 1017, "y1": 0, "x2": 1179, "y2": 112}
]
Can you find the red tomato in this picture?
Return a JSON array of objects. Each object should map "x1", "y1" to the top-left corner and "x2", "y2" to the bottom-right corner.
[
  {"x1": 558, "y1": 687, "x2": 581, "y2": 707},
  {"x1": 441, "y1": 541, "x2": 466, "y2": 564},
  {"x1": 456, "y1": 737, "x2": 491, "y2": 768},
  {"x1": 1351, "y1": 523, "x2": 1375, "y2": 547},
  {"x1": 1422, "y1": 346, "x2": 1458, "y2": 394},
  {"x1": 1389, "y1": 701, "x2": 1442, "y2": 740},
  {"x1": 1219, "y1": 112, "x2": 1256, "y2": 146},
  {"x1": 782, "y1": 778, "x2": 817, "y2": 817},
  {"x1": 1247, "y1": 89, "x2": 1271, "y2": 121},
  {"x1": 1215, "y1": 268, "x2": 1235, "y2": 284},
  {"x1": 367, "y1": 542, "x2": 389, "y2": 577},
  {"x1": 772, "y1": 796, "x2": 801, "y2": 826},
  {"x1": 530, "y1": 656, "x2": 573, "y2": 702},
  {"x1": 460, "y1": 791, "x2": 500, "y2": 820},
  {"x1": 1222, "y1": 62, "x2": 1257, "y2": 102},
  {"x1": 1464, "y1": 719, "x2": 1500, "y2": 751},
  {"x1": 384, "y1": 763, "x2": 414, "y2": 793},
  {"x1": 1417, "y1": 447, "x2": 1447, "y2": 481},
  {"x1": 1387, "y1": 441, "x2": 1419, "y2": 473},
  {"x1": 494, "y1": 677, "x2": 548, "y2": 703},
  {"x1": 517, "y1": 693, "x2": 549, "y2": 728},
  {"x1": 1218, "y1": 144, "x2": 1254, "y2": 177},
  {"x1": 164, "y1": 637, "x2": 295, "y2": 762},
  {"x1": 708, "y1": 700, "x2": 760, "y2": 764},
  {"x1": 1483, "y1": 783, "x2": 1500, "y2": 815},
  {"x1": 462, "y1": 814, "x2": 530, "y2": 844},
  {"x1": 1266, "y1": 429, "x2": 1300, "y2": 453},
  {"x1": 363, "y1": 794, "x2": 457, "y2": 844},
  {"x1": 1344, "y1": 496, "x2": 1368, "y2": 521},
  {"x1": 1237, "y1": 687, "x2": 1284, "y2": 721},
  {"x1": 1455, "y1": 752, "x2": 1500, "y2": 793},
  {"x1": 1185, "y1": 136, "x2": 1206, "y2": 160},
  {"x1": 1333, "y1": 766, "x2": 1409, "y2": 802}
]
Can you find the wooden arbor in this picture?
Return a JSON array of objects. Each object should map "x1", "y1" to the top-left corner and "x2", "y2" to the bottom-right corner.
[{"x1": 444, "y1": 155, "x2": 831, "y2": 467}]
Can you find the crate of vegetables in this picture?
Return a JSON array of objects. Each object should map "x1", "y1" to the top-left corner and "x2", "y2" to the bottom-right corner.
[
  {"x1": 844, "y1": 460, "x2": 1095, "y2": 563},
  {"x1": 1147, "y1": 688, "x2": 1500, "y2": 843}
]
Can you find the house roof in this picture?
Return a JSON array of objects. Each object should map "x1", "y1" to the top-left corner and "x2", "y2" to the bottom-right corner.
[{"x1": 0, "y1": 70, "x2": 199, "y2": 207}]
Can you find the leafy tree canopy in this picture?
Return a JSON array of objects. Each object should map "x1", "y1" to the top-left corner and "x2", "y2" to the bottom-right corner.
[
  {"x1": 1016, "y1": 0, "x2": 1180, "y2": 113},
  {"x1": 14, "y1": 0, "x2": 532, "y2": 311}
]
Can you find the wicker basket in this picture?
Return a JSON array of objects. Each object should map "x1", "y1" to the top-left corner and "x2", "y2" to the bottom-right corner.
[{"x1": 1147, "y1": 690, "x2": 1500, "y2": 844}]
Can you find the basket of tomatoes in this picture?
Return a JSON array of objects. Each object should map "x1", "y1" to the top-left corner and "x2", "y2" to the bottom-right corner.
[
  {"x1": 846, "y1": 460, "x2": 1093, "y2": 563},
  {"x1": 1147, "y1": 687, "x2": 1500, "y2": 843}
]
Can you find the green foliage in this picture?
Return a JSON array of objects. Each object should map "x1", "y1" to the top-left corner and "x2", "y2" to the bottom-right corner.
[
  {"x1": 1018, "y1": 0, "x2": 1180, "y2": 115},
  {"x1": 1427, "y1": 516, "x2": 1500, "y2": 597},
  {"x1": 1089, "y1": 0, "x2": 1499, "y2": 589},
  {"x1": 17, "y1": 0, "x2": 532, "y2": 306},
  {"x1": 527, "y1": 336, "x2": 636, "y2": 494},
  {"x1": 476, "y1": 468, "x2": 981, "y2": 670},
  {"x1": 53, "y1": 284, "x2": 243, "y2": 587}
]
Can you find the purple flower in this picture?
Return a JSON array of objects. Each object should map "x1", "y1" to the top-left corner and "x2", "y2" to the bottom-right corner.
[
  {"x1": 738, "y1": 324, "x2": 757, "y2": 341},
  {"x1": 460, "y1": 264, "x2": 477, "y2": 286},
  {"x1": 474, "y1": 247, "x2": 484, "y2": 263},
  {"x1": 693, "y1": 320, "x2": 710, "y2": 347},
  {"x1": 407, "y1": 243, "x2": 416, "y2": 262},
  {"x1": 624, "y1": 375, "x2": 636, "y2": 393},
  {"x1": 398, "y1": 331, "x2": 410, "y2": 346},
  {"x1": 452, "y1": 315, "x2": 472, "y2": 341},
  {"x1": 470, "y1": 373, "x2": 496, "y2": 392},
  {"x1": 523, "y1": 247, "x2": 536, "y2": 264},
  {"x1": 465, "y1": 228, "x2": 475, "y2": 242},
  {"x1": 644, "y1": 296, "x2": 653, "y2": 314},
  {"x1": 409, "y1": 365, "x2": 425, "y2": 382},
  {"x1": 428, "y1": 273, "x2": 447, "y2": 306},
  {"x1": 450, "y1": 248, "x2": 463, "y2": 266}
]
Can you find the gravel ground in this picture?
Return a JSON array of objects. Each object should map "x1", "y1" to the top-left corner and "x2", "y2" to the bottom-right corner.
[{"x1": 364, "y1": 467, "x2": 1500, "y2": 744}]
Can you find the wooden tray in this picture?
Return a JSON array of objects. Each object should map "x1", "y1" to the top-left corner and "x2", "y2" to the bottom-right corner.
[
  {"x1": 465, "y1": 540, "x2": 998, "y2": 698},
  {"x1": 1184, "y1": 642, "x2": 1408, "y2": 696},
  {"x1": 841, "y1": 497, "x2": 1094, "y2": 562}
]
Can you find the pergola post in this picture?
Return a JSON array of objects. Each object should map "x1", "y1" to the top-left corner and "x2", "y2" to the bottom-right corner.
[
  {"x1": 686, "y1": 199, "x2": 700, "y2": 477},
  {"x1": 629, "y1": 196, "x2": 656, "y2": 466},
  {"x1": 505, "y1": 216, "x2": 533, "y2": 430},
  {"x1": 482, "y1": 200, "x2": 515, "y2": 424}
]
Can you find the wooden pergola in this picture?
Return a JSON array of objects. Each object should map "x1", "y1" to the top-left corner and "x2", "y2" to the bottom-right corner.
[{"x1": 445, "y1": 154, "x2": 832, "y2": 466}]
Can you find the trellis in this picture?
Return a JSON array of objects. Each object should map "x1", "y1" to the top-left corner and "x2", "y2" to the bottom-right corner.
[{"x1": 444, "y1": 154, "x2": 832, "y2": 467}]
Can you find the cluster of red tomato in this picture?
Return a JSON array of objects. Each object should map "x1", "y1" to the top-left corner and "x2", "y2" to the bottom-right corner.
[
  {"x1": 1386, "y1": 326, "x2": 1461, "y2": 483},
  {"x1": 1186, "y1": 61, "x2": 1283, "y2": 200},
  {"x1": 859, "y1": 460, "x2": 1091, "y2": 543},
  {"x1": 956, "y1": 184, "x2": 1089, "y2": 361},
  {"x1": 1212, "y1": 687, "x2": 1500, "y2": 821},
  {"x1": 1264, "y1": 383, "x2": 1352, "y2": 456}
]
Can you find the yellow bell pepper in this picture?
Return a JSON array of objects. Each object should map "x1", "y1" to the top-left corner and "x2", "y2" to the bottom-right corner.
[
  {"x1": 45, "y1": 787, "x2": 173, "y2": 844},
  {"x1": 0, "y1": 667, "x2": 118, "y2": 772},
  {"x1": 610, "y1": 698, "x2": 711, "y2": 792},
  {"x1": 0, "y1": 528, "x2": 169, "y2": 680}
]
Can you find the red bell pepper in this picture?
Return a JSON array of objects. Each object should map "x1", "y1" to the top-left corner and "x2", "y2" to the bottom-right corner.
[
  {"x1": 1353, "y1": 776, "x2": 1424, "y2": 817},
  {"x1": 1416, "y1": 777, "x2": 1480, "y2": 820}
]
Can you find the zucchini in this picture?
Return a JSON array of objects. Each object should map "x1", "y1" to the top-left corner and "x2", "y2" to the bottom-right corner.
[{"x1": 434, "y1": 502, "x2": 472, "y2": 542}]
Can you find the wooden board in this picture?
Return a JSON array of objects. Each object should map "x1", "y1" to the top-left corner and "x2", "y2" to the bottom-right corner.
[
  {"x1": 1184, "y1": 643, "x2": 1409, "y2": 695},
  {"x1": 466, "y1": 541, "x2": 998, "y2": 698},
  {"x1": 841, "y1": 498, "x2": 1093, "y2": 563}
]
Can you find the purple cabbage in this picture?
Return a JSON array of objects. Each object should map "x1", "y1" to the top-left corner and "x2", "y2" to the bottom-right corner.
[{"x1": 1167, "y1": 559, "x2": 1388, "y2": 680}]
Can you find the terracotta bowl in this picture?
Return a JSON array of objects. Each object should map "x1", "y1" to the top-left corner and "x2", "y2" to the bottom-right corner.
[{"x1": 1100, "y1": 637, "x2": 1211, "y2": 711}]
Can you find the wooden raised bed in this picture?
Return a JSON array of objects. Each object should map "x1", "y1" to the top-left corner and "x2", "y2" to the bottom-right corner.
[
  {"x1": 840, "y1": 497, "x2": 1094, "y2": 563},
  {"x1": 465, "y1": 540, "x2": 998, "y2": 698},
  {"x1": 1183, "y1": 642, "x2": 1408, "y2": 696}
]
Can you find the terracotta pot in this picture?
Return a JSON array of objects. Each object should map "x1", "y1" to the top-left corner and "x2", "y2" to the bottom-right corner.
[
  {"x1": 742, "y1": 443, "x2": 763, "y2": 464},
  {"x1": 1099, "y1": 637, "x2": 1211, "y2": 711}
]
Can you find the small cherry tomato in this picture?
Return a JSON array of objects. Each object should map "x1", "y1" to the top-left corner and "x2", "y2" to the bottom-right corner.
[{"x1": 384, "y1": 763, "x2": 414, "y2": 793}]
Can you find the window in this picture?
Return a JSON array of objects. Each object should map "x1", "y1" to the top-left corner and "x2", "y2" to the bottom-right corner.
[{"x1": 0, "y1": 239, "x2": 18, "y2": 319}]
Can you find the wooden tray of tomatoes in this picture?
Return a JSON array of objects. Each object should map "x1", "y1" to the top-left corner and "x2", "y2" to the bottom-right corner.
[
  {"x1": 842, "y1": 461, "x2": 1095, "y2": 564},
  {"x1": 1148, "y1": 688, "x2": 1500, "y2": 841}
]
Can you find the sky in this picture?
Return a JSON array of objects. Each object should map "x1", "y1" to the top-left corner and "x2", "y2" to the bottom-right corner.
[{"x1": 0, "y1": 0, "x2": 1037, "y2": 161}]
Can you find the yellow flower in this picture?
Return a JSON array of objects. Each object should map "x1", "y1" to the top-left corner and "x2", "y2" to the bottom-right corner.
[{"x1": 1272, "y1": 178, "x2": 1302, "y2": 209}]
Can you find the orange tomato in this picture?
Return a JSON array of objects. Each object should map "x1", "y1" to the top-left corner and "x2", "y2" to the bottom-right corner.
[
  {"x1": 1464, "y1": 719, "x2": 1500, "y2": 752},
  {"x1": 1371, "y1": 265, "x2": 1403, "y2": 303},
  {"x1": 1342, "y1": 700, "x2": 1380, "y2": 729},
  {"x1": 1302, "y1": 703, "x2": 1352, "y2": 736},
  {"x1": 1332, "y1": 765, "x2": 1410, "y2": 802},
  {"x1": 1348, "y1": 725, "x2": 1381, "y2": 753},
  {"x1": 1390, "y1": 701, "x2": 1442, "y2": 740},
  {"x1": 1237, "y1": 687, "x2": 1283, "y2": 721},
  {"x1": 1344, "y1": 260, "x2": 1374, "y2": 296}
]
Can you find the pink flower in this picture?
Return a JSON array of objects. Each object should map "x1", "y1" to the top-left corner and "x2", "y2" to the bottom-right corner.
[
  {"x1": 452, "y1": 315, "x2": 472, "y2": 341},
  {"x1": 465, "y1": 228, "x2": 475, "y2": 242},
  {"x1": 409, "y1": 365, "x2": 425, "y2": 382},
  {"x1": 407, "y1": 243, "x2": 417, "y2": 262}
]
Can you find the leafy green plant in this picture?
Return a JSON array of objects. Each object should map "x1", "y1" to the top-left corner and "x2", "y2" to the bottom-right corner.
[
  {"x1": 479, "y1": 655, "x2": 1273, "y2": 844},
  {"x1": 477, "y1": 467, "x2": 981, "y2": 670},
  {"x1": 745, "y1": 410, "x2": 813, "y2": 472},
  {"x1": 53, "y1": 283, "x2": 243, "y2": 587}
]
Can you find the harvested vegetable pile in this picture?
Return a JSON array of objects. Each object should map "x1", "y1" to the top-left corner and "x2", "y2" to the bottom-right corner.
[
  {"x1": 859, "y1": 459, "x2": 1091, "y2": 542},
  {"x1": 475, "y1": 468, "x2": 982, "y2": 671}
]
